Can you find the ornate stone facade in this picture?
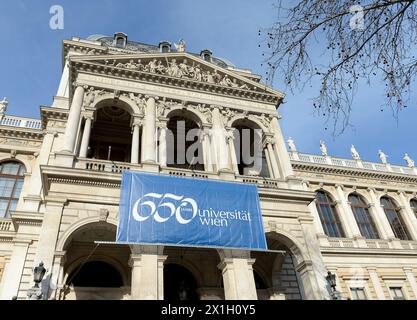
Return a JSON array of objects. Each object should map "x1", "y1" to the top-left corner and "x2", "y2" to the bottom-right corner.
[{"x1": 0, "y1": 34, "x2": 416, "y2": 300}]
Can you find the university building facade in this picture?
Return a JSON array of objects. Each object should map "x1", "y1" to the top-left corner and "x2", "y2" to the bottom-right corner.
[{"x1": 0, "y1": 33, "x2": 416, "y2": 300}]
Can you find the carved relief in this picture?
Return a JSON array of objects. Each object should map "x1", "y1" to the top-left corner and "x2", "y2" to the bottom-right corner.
[
  {"x1": 0, "y1": 137, "x2": 41, "y2": 147},
  {"x1": 97, "y1": 57, "x2": 257, "y2": 90}
]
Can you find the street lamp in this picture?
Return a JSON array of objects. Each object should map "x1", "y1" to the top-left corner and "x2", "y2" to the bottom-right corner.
[
  {"x1": 33, "y1": 262, "x2": 46, "y2": 287},
  {"x1": 326, "y1": 271, "x2": 338, "y2": 299},
  {"x1": 27, "y1": 261, "x2": 46, "y2": 300}
]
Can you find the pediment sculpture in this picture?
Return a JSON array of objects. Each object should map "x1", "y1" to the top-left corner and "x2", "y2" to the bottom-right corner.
[{"x1": 102, "y1": 57, "x2": 252, "y2": 90}]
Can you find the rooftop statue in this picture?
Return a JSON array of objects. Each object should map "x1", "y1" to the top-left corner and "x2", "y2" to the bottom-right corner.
[
  {"x1": 378, "y1": 150, "x2": 388, "y2": 164},
  {"x1": 351, "y1": 144, "x2": 360, "y2": 160},
  {"x1": 287, "y1": 137, "x2": 297, "y2": 152},
  {"x1": 320, "y1": 140, "x2": 328, "y2": 156},
  {"x1": 175, "y1": 39, "x2": 186, "y2": 53},
  {"x1": 404, "y1": 153, "x2": 415, "y2": 168},
  {"x1": 0, "y1": 97, "x2": 8, "y2": 114}
]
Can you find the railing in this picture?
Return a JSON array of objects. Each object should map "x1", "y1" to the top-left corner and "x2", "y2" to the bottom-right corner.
[
  {"x1": 0, "y1": 115, "x2": 42, "y2": 129},
  {"x1": 75, "y1": 158, "x2": 282, "y2": 189},
  {"x1": 75, "y1": 158, "x2": 135, "y2": 173},
  {"x1": 0, "y1": 219, "x2": 13, "y2": 232},
  {"x1": 323, "y1": 237, "x2": 417, "y2": 251},
  {"x1": 365, "y1": 239, "x2": 390, "y2": 249},
  {"x1": 289, "y1": 152, "x2": 416, "y2": 176}
]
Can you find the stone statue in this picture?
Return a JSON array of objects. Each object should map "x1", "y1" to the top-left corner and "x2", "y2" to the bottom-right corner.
[
  {"x1": 167, "y1": 59, "x2": 180, "y2": 77},
  {"x1": 147, "y1": 59, "x2": 158, "y2": 73},
  {"x1": 0, "y1": 97, "x2": 8, "y2": 114},
  {"x1": 175, "y1": 39, "x2": 186, "y2": 53},
  {"x1": 320, "y1": 140, "x2": 328, "y2": 156},
  {"x1": 155, "y1": 60, "x2": 166, "y2": 74},
  {"x1": 179, "y1": 59, "x2": 190, "y2": 77},
  {"x1": 404, "y1": 153, "x2": 415, "y2": 167},
  {"x1": 287, "y1": 137, "x2": 297, "y2": 152},
  {"x1": 378, "y1": 150, "x2": 388, "y2": 164},
  {"x1": 205, "y1": 71, "x2": 215, "y2": 83},
  {"x1": 351, "y1": 144, "x2": 360, "y2": 160},
  {"x1": 84, "y1": 87, "x2": 96, "y2": 107}
]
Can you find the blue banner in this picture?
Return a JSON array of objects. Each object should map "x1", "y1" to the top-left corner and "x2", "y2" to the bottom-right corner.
[{"x1": 116, "y1": 171, "x2": 267, "y2": 250}]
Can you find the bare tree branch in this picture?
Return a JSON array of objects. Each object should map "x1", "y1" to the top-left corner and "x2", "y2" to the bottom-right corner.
[{"x1": 262, "y1": 0, "x2": 417, "y2": 135}]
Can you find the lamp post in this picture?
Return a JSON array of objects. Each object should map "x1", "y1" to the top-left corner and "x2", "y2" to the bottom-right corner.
[
  {"x1": 27, "y1": 262, "x2": 46, "y2": 300},
  {"x1": 326, "y1": 271, "x2": 338, "y2": 300}
]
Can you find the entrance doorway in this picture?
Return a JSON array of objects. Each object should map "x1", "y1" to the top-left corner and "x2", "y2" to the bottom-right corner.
[{"x1": 164, "y1": 264, "x2": 199, "y2": 301}]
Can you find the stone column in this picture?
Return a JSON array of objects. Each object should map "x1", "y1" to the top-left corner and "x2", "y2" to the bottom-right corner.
[
  {"x1": 24, "y1": 130, "x2": 58, "y2": 211},
  {"x1": 158, "y1": 123, "x2": 167, "y2": 167},
  {"x1": 131, "y1": 121, "x2": 141, "y2": 165},
  {"x1": 33, "y1": 201, "x2": 65, "y2": 298},
  {"x1": 264, "y1": 137, "x2": 280, "y2": 179},
  {"x1": 130, "y1": 245, "x2": 167, "y2": 300},
  {"x1": 368, "y1": 188, "x2": 396, "y2": 239},
  {"x1": 335, "y1": 185, "x2": 362, "y2": 238},
  {"x1": 218, "y1": 250, "x2": 257, "y2": 300},
  {"x1": 56, "y1": 56, "x2": 70, "y2": 98},
  {"x1": 270, "y1": 116, "x2": 294, "y2": 178},
  {"x1": 367, "y1": 267, "x2": 385, "y2": 300},
  {"x1": 62, "y1": 85, "x2": 85, "y2": 153},
  {"x1": 141, "y1": 96, "x2": 157, "y2": 163},
  {"x1": 79, "y1": 115, "x2": 93, "y2": 158},
  {"x1": 226, "y1": 130, "x2": 239, "y2": 175},
  {"x1": 308, "y1": 200, "x2": 326, "y2": 235},
  {"x1": 397, "y1": 192, "x2": 417, "y2": 240},
  {"x1": 48, "y1": 251, "x2": 66, "y2": 300},
  {"x1": 403, "y1": 267, "x2": 417, "y2": 299},
  {"x1": 211, "y1": 107, "x2": 231, "y2": 172},
  {"x1": 0, "y1": 240, "x2": 31, "y2": 300},
  {"x1": 202, "y1": 127, "x2": 214, "y2": 172}
]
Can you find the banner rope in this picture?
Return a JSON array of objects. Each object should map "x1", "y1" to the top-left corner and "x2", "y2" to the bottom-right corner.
[{"x1": 59, "y1": 243, "x2": 100, "y2": 299}]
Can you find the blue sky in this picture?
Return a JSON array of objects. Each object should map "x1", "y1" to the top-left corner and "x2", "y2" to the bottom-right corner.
[{"x1": 0, "y1": 0, "x2": 415, "y2": 166}]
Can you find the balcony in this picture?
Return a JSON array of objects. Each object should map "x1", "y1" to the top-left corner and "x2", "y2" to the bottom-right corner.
[
  {"x1": 74, "y1": 157, "x2": 283, "y2": 190},
  {"x1": 319, "y1": 235, "x2": 417, "y2": 251},
  {"x1": 289, "y1": 152, "x2": 416, "y2": 176},
  {"x1": 0, "y1": 115, "x2": 42, "y2": 130}
]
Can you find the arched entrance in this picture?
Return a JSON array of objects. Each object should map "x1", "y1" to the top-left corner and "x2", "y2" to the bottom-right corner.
[
  {"x1": 60, "y1": 221, "x2": 131, "y2": 300},
  {"x1": 163, "y1": 246, "x2": 223, "y2": 300},
  {"x1": 66, "y1": 261, "x2": 123, "y2": 288},
  {"x1": 252, "y1": 236, "x2": 304, "y2": 300},
  {"x1": 87, "y1": 104, "x2": 134, "y2": 162},
  {"x1": 164, "y1": 264, "x2": 199, "y2": 301}
]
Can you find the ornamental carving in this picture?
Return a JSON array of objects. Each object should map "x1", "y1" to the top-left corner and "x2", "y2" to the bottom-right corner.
[
  {"x1": 102, "y1": 58, "x2": 254, "y2": 90},
  {"x1": 0, "y1": 137, "x2": 41, "y2": 147}
]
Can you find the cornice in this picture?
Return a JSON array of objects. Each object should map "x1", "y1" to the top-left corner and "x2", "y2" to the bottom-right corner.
[
  {"x1": 292, "y1": 162, "x2": 417, "y2": 185},
  {"x1": 40, "y1": 106, "x2": 69, "y2": 128},
  {"x1": 0, "y1": 127, "x2": 43, "y2": 141},
  {"x1": 69, "y1": 56, "x2": 282, "y2": 105}
]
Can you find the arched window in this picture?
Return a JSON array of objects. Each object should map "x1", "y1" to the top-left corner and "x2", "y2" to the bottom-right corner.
[
  {"x1": 166, "y1": 113, "x2": 204, "y2": 171},
  {"x1": 410, "y1": 199, "x2": 417, "y2": 218},
  {"x1": 232, "y1": 119, "x2": 270, "y2": 178},
  {"x1": 381, "y1": 197, "x2": 411, "y2": 240},
  {"x1": 349, "y1": 194, "x2": 379, "y2": 239},
  {"x1": 0, "y1": 161, "x2": 25, "y2": 218},
  {"x1": 315, "y1": 191, "x2": 345, "y2": 238}
]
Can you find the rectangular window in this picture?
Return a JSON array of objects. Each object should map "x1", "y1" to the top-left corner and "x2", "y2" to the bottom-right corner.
[
  {"x1": 389, "y1": 287, "x2": 405, "y2": 300},
  {"x1": 350, "y1": 287, "x2": 366, "y2": 300}
]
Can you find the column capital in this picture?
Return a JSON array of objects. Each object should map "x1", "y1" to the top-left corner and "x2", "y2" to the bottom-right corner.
[{"x1": 144, "y1": 95, "x2": 159, "y2": 101}]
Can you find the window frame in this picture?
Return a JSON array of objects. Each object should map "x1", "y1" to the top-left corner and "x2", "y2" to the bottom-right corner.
[
  {"x1": 0, "y1": 161, "x2": 26, "y2": 219},
  {"x1": 349, "y1": 287, "x2": 367, "y2": 300},
  {"x1": 348, "y1": 193, "x2": 379, "y2": 239},
  {"x1": 410, "y1": 199, "x2": 417, "y2": 218},
  {"x1": 380, "y1": 196, "x2": 411, "y2": 241},
  {"x1": 315, "y1": 190, "x2": 345, "y2": 238}
]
